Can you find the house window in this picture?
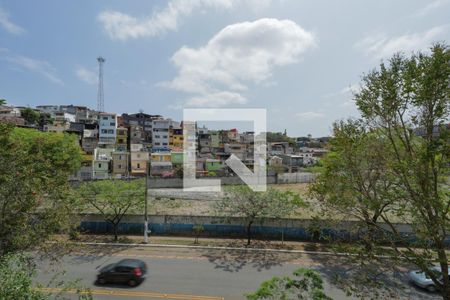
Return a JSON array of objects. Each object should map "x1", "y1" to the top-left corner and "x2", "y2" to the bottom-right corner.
[
  {"x1": 108, "y1": 129, "x2": 114, "y2": 134},
  {"x1": 102, "y1": 117, "x2": 108, "y2": 120},
  {"x1": 163, "y1": 135, "x2": 168, "y2": 138},
  {"x1": 101, "y1": 129, "x2": 107, "y2": 134},
  {"x1": 110, "y1": 122, "x2": 115, "y2": 126},
  {"x1": 98, "y1": 163, "x2": 102, "y2": 168},
  {"x1": 155, "y1": 135, "x2": 160, "y2": 138},
  {"x1": 118, "y1": 164, "x2": 121, "y2": 169},
  {"x1": 155, "y1": 142, "x2": 160, "y2": 146},
  {"x1": 163, "y1": 143, "x2": 168, "y2": 146},
  {"x1": 137, "y1": 163, "x2": 140, "y2": 168}
]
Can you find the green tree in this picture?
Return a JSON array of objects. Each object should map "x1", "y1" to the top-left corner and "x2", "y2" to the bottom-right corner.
[
  {"x1": 0, "y1": 253, "x2": 47, "y2": 300},
  {"x1": 0, "y1": 99, "x2": 6, "y2": 106},
  {"x1": 311, "y1": 119, "x2": 394, "y2": 251},
  {"x1": 312, "y1": 44, "x2": 450, "y2": 298},
  {"x1": 0, "y1": 124, "x2": 82, "y2": 255},
  {"x1": 21, "y1": 107, "x2": 40, "y2": 125},
  {"x1": 0, "y1": 252, "x2": 93, "y2": 300},
  {"x1": 38, "y1": 112, "x2": 54, "y2": 129},
  {"x1": 246, "y1": 268, "x2": 332, "y2": 300},
  {"x1": 193, "y1": 224, "x2": 204, "y2": 244},
  {"x1": 77, "y1": 179, "x2": 145, "y2": 242},
  {"x1": 215, "y1": 186, "x2": 304, "y2": 246}
]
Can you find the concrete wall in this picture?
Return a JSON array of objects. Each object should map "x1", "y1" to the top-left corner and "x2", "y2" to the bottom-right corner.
[
  {"x1": 78, "y1": 214, "x2": 416, "y2": 241},
  {"x1": 147, "y1": 173, "x2": 316, "y2": 189},
  {"x1": 277, "y1": 172, "x2": 316, "y2": 184}
]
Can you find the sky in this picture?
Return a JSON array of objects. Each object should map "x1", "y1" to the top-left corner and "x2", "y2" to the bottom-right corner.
[{"x1": 0, "y1": 0, "x2": 449, "y2": 137}]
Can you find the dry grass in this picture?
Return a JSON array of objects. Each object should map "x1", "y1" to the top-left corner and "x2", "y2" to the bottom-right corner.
[{"x1": 146, "y1": 183, "x2": 321, "y2": 219}]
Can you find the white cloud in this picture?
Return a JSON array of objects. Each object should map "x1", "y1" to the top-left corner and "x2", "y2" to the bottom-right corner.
[
  {"x1": 98, "y1": 0, "x2": 273, "y2": 41},
  {"x1": 4, "y1": 55, "x2": 63, "y2": 84},
  {"x1": 410, "y1": 0, "x2": 450, "y2": 18},
  {"x1": 75, "y1": 66, "x2": 97, "y2": 85},
  {"x1": 340, "y1": 84, "x2": 360, "y2": 95},
  {"x1": 0, "y1": 6, "x2": 25, "y2": 35},
  {"x1": 162, "y1": 18, "x2": 316, "y2": 107},
  {"x1": 295, "y1": 111, "x2": 325, "y2": 121},
  {"x1": 185, "y1": 91, "x2": 247, "y2": 107},
  {"x1": 323, "y1": 83, "x2": 360, "y2": 99},
  {"x1": 355, "y1": 25, "x2": 450, "y2": 59}
]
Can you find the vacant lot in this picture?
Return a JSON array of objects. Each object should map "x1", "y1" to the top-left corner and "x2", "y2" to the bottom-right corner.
[{"x1": 147, "y1": 183, "x2": 322, "y2": 219}]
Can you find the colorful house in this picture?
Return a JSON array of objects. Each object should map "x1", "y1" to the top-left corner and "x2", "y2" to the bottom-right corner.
[
  {"x1": 116, "y1": 127, "x2": 128, "y2": 151},
  {"x1": 170, "y1": 151, "x2": 184, "y2": 165},
  {"x1": 170, "y1": 128, "x2": 183, "y2": 150},
  {"x1": 112, "y1": 151, "x2": 129, "y2": 178},
  {"x1": 150, "y1": 152, "x2": 172, "y2": 176},
  {"x1": 130, "y1": 144, "x2": 149, "y2": 177},
  {"x1": 93, "y1": 148, "x2": 112, "y2": 179}
]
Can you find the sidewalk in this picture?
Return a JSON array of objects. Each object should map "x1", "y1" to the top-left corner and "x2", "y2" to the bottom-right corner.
[{"x1": 57, "y1": 234, "x2": 332, "y2": 253}]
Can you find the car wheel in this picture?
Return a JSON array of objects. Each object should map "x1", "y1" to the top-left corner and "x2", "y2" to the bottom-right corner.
[
  {"x1": 128, "y1": 279, "x2": 137, "y2": 287},
  {"x1": 97, "y1": 278, "x2": 106, "y2": 285},
  {"x1": 426, "y1": 285, "x2": 436, "y2": 292}
]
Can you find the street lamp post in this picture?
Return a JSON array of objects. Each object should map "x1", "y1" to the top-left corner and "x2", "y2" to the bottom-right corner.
[{"x1": 144, "y1": 161, "x2": 149, "y2": 244}]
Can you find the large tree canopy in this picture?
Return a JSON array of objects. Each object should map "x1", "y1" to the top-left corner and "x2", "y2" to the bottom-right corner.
[
  {"x1": 247, "y1": 268, "x2": 332, "y2": 300},
  {"x1": 77, "y1": 179, "x2": 145, "y2": 242},
  {"x1": 0, "y1": 124, "x2": 82, "y2": 254},
  {"x1": 312, "y1": 43, "x2": 450, "y2": 298},
  {"x1": 215, "y1": 186, "x2": 304, "y2": 245}
]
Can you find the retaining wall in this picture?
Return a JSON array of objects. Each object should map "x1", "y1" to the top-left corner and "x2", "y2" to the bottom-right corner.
[
  {"x1": 147, "y1": 172, "x2": 315, "y2": 189},
  {"x1": 78, "y1": 214, "x2": 416, "y2": 241}
]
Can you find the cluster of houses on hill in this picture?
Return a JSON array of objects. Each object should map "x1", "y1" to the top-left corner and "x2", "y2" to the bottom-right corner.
[{"x1": 0, "y1": 103, "x2": 328, "y2": 181}]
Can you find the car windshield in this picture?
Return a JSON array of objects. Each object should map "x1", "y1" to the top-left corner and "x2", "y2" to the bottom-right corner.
[
  {"x1": 100, "y1": 263, "x2": 115, "y2": 272},
  {"x1": 416, "y1": 267, "x2": 450, "y2": 279}
]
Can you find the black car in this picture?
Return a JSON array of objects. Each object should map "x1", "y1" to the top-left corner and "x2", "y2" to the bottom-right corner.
[{"x1": 97, "y1": 259, "x2": 148, "y2": 286}]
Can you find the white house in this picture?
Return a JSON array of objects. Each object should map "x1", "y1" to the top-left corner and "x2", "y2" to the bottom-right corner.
[{"x1": 152, "y1": 119, "x2": 170, "y2": 152}]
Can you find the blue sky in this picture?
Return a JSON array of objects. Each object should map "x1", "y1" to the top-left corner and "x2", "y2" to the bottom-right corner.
[{"x1": 0, "y1": 0, "x2": 449, "y2": 136}]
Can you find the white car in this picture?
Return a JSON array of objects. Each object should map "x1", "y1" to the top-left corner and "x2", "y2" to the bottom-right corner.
[{"x1": 408, "y1": 266, "x2": 450, "y2": 292}]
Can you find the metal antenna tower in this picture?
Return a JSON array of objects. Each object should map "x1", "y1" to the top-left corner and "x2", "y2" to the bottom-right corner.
[{"x1": 97, "y1": 56, "x2": 105, "y2": 112}]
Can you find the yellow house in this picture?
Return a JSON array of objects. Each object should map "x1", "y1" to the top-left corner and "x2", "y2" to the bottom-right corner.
[
  {"x1": 130, "y1": 144, "x2": 148, "y2": 177},
  {"x1": 151, "y1": 152, "x2": 172, "y2": 162},
  {"x1": 116, "y1": 127, "x2": 128, "y2": 151},
  {"x1": 170, "y1": 128, "x2": 183, "y2": 150},
  {"x1": 130, "y1": 151, "x2": 149, "y2": 176},
  {"x1": 150, "y1": 152, "x2": 172, "y2": 176}
]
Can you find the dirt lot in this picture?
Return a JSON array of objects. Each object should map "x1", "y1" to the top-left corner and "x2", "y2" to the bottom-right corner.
[{"x1": 147, "y1": 183, "x2": 322, "y2": 219}]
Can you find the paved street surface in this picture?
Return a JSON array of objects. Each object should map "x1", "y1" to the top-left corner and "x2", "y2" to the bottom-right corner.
[{"x1": 35, "y1": 246, "x2": 440, "y2": 300}]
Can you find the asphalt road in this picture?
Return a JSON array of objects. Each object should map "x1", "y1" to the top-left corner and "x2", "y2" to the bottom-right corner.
[{"x1": 34, "y1": 246, "x2": 440, "y2": 300}]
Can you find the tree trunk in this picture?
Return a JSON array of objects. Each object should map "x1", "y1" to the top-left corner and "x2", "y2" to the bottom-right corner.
[
  {"x1": 442, "y1": 286, "x2": 450, "y2": 300},
  {"x1": 246, "y1": 221, "x2": 253, "y2": 246},
  {"x1": 437, "y1": 249, "x2": 450, "y2": 300},
  {"x1": 113, "y1": 223, "x2": 118, "y2": 242},
  {"x1": 364, "y1": 222, "x2": 376, "y2": 253}
]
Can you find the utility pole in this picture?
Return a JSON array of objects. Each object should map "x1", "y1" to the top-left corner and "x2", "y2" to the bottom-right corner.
[{"x1": 144, "y1": 161, "x2": 149, "y2": 243}]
